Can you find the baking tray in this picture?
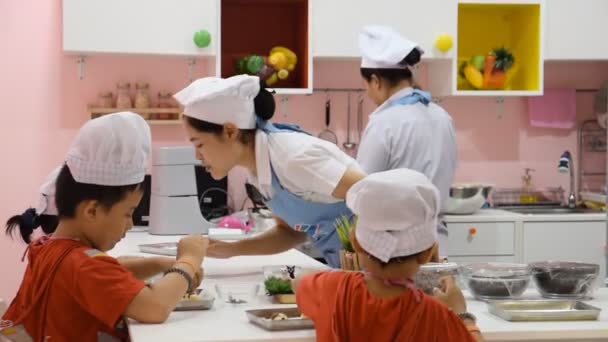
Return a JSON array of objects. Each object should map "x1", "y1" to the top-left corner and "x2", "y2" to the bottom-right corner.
[
  {"x1": 138, "y1": 242, "x2": 178, "y2": 256},
  {"x1": 246, "y1": 307, "x2": 314, "y2": 331},
  {"x1": 175, "y1": 289, "x2": 215, "y2": 311},
  {"x1": 488, "y1": 300, "x2": 601, "y2": 321}
]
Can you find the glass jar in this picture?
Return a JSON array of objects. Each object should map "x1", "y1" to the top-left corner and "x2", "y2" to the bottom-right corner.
[
  {"x1": 115, "y1": 82, "x2": 132, "y2": 109},
  {"x1": 135, "y1": 82, "x2": 150, "y2": 109},
  {"x1": 98, "y1": 92, "x2": 114, "y2": 108},
  {"x1": 135, "y1": 82, "x2": 151, "y2": 119},
  {"x1": 157, "y1": 92, "x2": 176, "y2": 120}
]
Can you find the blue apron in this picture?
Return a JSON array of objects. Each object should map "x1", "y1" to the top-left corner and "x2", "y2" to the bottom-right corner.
[{"x1": 256, "y1": 118, "x2": 352, "y2": 268}]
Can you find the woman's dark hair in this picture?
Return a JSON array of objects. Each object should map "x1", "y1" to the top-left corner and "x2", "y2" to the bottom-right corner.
[
  {"x1": 184, "y1": 80, "x2": 276, "y2": 144},
  {"x1": 5, "y1": 164, "x2": 141, "y2": 244},
  {"x1": 360, "y1": 48, "x2": 422, "y2": 87}
]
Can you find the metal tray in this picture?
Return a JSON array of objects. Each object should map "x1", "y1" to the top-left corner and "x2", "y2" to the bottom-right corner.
[
  {"x1": 138, "y1": 242, "x2": 178, "y2": 256},
  {"x1": 488, "y1": 300, "x2": 601, "y2": 321},
  {"x1": 175, "y1": 289, "x2": 215, "y2": 311},
  {"x1": 246, "y1": 307, "x2": 314, "y2": 331}
]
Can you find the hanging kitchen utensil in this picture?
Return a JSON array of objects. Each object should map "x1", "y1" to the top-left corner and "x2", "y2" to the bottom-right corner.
[
  {"x1": 594, "y1": 81, "x2": 608, "y2": 129},
  {"x1": 280, "y1": 96, "x2": 289, "y2": 119},
  {"x1": 357, "y1": 92, "x2": 364, "y2": 141},
  {"x1": 343, "y1": 91, "x2": 357, "y2": 151},
  {"x1": 318, "y1": 93, "x2": 338, "y2": 144}
]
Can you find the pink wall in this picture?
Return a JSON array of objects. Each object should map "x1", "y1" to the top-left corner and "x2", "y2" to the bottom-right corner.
[{"x1": 1, "y1": 0, "x2": 608, "y2": 301}]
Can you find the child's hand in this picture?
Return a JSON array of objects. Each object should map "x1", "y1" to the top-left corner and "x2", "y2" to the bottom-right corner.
[
  {"x1": 193, "y1": 266, "x2": 204, "y2": 289},
  {"x1": 177, "y1": 235, "x2": 209, "y2": 266},
  {"x1": 156, "y1": 257, "x2": 175, "y2": 272},
  {"x1": 432, "y1": 276, "x2": 467, "y2": 314}
]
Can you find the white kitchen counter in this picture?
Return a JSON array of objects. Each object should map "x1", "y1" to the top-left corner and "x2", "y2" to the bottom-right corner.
[
  {"x1": 110, "y1": 232, "x2": 608, "y2": 342},
  {"x1": 444, "y1": 209, "x2": 606, "y2": 223}
]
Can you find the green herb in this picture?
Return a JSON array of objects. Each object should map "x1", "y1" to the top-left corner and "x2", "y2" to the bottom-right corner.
[
  {"x1": 264, "y1": 276, "x2": 293, "y2": 295},
  {"x1": 335, "y1": 214, "x2": 357, "y2": 253}
]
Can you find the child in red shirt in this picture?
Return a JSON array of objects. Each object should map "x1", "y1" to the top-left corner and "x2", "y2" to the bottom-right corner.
[
  {"x1": 294, "y1": 169, "x2": 485, "y2": 342},
  {"x1": 6, "y1": 167, "x2": 178, "y2": 283},
  {"x1": 1, "y1": 112, "x2": 208, "y2": 341}
]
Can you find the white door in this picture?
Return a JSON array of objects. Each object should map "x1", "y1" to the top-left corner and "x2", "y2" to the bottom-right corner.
[
  {"x1": 311, "y1": 0, "x2": 457, "y2": 59},
  {"x1": 63, "y1": 0, "x2": 218, "y2": 56},
  {"x1": 545, "y1": 0, "x2": 608, "y2": 60},
  {"x1": 522, "y1": 221, "x2": 607, "y2": 279}
]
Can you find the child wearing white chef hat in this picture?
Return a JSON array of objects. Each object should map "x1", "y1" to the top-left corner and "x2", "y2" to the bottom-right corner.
[
  {"x1": 174, "y1": 74, "x2": 365, "y2": 267},
  {"x1": 293, "y1": 169, "x2": 483, "y2": 342},
  {"x1": 5, "y1": 165, "x2": 179, "y2": 283},
  {"x1": 357, "y1": 25, "x2": 458, "y2": 260},
  {"x1": 2, "y1": 112, "x2": 208, "y2": 342}
]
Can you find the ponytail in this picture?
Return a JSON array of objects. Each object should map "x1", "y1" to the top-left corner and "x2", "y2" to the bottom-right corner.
[{"x1": 5, "y1": 208, "x2": 59, "y2": 244}]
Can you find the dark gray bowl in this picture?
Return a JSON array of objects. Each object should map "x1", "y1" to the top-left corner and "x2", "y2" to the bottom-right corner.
[
  {"x1": 467, "y1": 275, "x2": 530, "y2": 300},
  {"x1": 530, "y1": 261, "x2": 600, "y2": 298}
]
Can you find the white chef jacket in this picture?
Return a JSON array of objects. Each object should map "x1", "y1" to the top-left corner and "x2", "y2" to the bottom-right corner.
[
  {"x1": 357, "y1": 87, "x2": 458, "y2": 213},
  {"x1": 248, "y1": 129, "x2": 361, "y2": 204}
]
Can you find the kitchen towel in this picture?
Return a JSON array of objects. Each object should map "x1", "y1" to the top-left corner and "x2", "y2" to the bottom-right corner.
[{"x1": 528, "y1": 88, "x2": 576, "y2": 129}]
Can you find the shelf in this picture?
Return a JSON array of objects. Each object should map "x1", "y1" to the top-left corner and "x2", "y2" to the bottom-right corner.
[
  {"x1": 219, "y1": 0, "x2": 311, "y2": 94},
  {"x1": 453, "y1": 0, "x2": 543, "y2": 95},
  {"x1": 581, "y1": 172, "x2": 607, "y2": 176},
  {"x1": 89, "y1": 107, "x2": 182, "y2": 125},
  {"x1": 452, "y1": 90, "x2": 542, "y2": 97}
]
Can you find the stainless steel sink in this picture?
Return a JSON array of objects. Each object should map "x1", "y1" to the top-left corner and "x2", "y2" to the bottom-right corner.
[{"x1": 502, "y1": 206, "x2": 604, "y2": 215}]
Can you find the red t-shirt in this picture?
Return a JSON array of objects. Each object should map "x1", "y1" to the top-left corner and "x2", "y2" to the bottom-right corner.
[
  {"x1": 1, "y1": 239, "x2": 145, "y2": 341},
  {"x1": 296, "y1": 271, "x2": 476, "y2": 342}
]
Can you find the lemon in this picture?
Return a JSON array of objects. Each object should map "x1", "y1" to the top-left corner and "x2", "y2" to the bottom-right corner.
[
  {"x1": 435, "y1": 33, "x2": 453, "y2": 52},
  {"x1": 277, "y1": 69, "x2": 289, "y2": 80}
]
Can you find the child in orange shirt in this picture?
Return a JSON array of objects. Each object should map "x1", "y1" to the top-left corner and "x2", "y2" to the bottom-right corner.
[
  {"x1": 6, "y1": 167, "x2": 177, "y2": 281},
  {"x1": 1, "y1": 112, "x2": 208, "y2": 342},
  {"x1": 294, "y1": 169, "x2": 485, "y2": 342}
]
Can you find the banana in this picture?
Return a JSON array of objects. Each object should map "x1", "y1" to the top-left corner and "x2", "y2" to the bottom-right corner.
[
  {"x1": 266, "y1": 73, "x2": 278, "y2": 86},
  {"x1": 463, "y1": 63, "x2": 484, "y2": 89},
  {"x1": 270, "y1": 46, "x2": 297, "y2": 67},
  {"x1": 268, "y1": 52, "x2": 288, "y2": 70}
]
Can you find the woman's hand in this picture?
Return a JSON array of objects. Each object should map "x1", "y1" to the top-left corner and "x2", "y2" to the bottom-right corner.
[{"x1": 206, "y1": 239, "x2": 238, "y2": 258}]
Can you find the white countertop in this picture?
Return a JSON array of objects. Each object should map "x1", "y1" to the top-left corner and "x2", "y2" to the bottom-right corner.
[
  {"x1": 111, "y1": 232, "x2": 608, "y2": 342},
  {"x1": 444, "y1": 209, "x2": 606, "y2": 223},
  {"x1": 467, "y1": 290, "x2": 608, "y2": 341}
]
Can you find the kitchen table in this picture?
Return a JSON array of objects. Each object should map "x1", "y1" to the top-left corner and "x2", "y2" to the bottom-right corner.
[{"x1": 110, "y1": 232, "x2": 608, "y2": 342}]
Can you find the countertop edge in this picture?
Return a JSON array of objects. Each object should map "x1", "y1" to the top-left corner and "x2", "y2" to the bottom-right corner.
[{"x1": 444, "y1": 210, "x2": 606, "y2": 223}]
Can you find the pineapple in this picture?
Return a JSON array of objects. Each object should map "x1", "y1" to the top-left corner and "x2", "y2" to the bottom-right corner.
[{"x1": 492, "y1": 47, "x2": 514, "y2": 71}]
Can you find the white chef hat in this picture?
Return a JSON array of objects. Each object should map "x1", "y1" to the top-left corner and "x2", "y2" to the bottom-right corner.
[
  {"x1": 35, "y1": 166, "x2": 61, "y2": 216},
  {"x1": 346, "y1": 169, "x2": 439, "y2": 263},
  {"x1": 66, "y1": 112, "x2": 151, "y2": 186},
  {"x1": 359, "y1": 25, "x2": 424, "y2": 69},
  {"x1": 174, "y1": 74, "x2": 261, "y2": 129}
]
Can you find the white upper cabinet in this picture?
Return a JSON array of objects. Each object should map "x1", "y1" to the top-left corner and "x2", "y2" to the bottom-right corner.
[
  {"x1": 63, "y1": 0, "x2": 217, "y2": 56},
  {"x1": 545, "y1": 0, "x2": 608, "y2": 60},
  {"x1": 311, "y1": 0, "x2": 458, "y2": 59}
]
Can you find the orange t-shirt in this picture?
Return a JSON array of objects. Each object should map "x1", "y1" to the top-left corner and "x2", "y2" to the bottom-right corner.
[
  {"x1": 296, "y1": 271, "x2": 476, "y2": 342},
  {"x1": 1, "y1": 239, "x2": 145, "y2": 342}
]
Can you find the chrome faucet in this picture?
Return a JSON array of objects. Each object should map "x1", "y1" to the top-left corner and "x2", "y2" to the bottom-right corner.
[{"x1": 558, "y1": 151, "x2": 576, "y2": 208}]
